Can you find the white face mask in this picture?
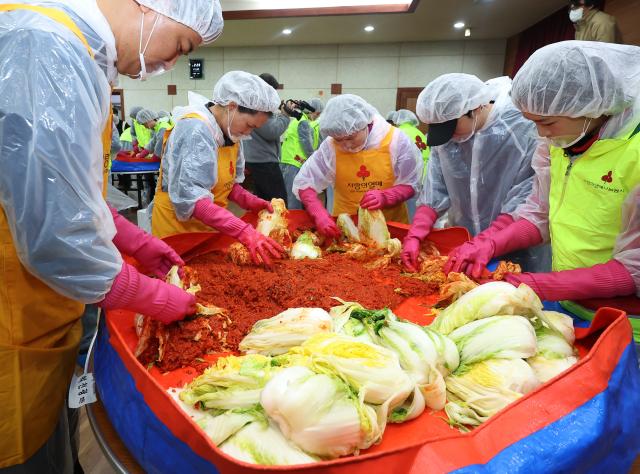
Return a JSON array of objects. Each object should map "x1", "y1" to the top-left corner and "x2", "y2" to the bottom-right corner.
[
  {"x1": 137, "y1": 12, "x2": 162, "y2": 81},
  {"x1": 569, "y1": 7, "x2": 584, "y2": 23},
  {"x1": 451, "y1": 111, "x2": 478, "y2": 144},
  {"x1": 226, "y1": 107, "x2": 251, "y2": 143},
  {"x1": 548, "y1": 118, "x2": 592, "y2": 149},
  {"x1": 340, "y1": 127, "x2": 369, "y2": 153}
]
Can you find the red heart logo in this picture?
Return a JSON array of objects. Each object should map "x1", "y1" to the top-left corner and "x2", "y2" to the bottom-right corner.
[
  {"x1": 357, "y1": 165, "x2": 371, "y2": 181},
  {"x1": 601, "y1": 171, "x2": 613, "y2": 183}
]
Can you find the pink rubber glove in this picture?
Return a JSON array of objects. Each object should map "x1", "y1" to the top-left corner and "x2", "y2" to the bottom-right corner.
[
  {"x1": 401, "y1": 206, "x2": 438, "y2": 272},
  {"x1": 445, "y1": 218, "x2": 543, "y2": 278},
  {"x1": 98, "y1": 262, "x2": 196, "y2": 324},
  {"x1": 474, "y1": 213, "x2": 515, "y2": 241},
  {"x1": 505, "y1": 260, "x2": 636, "y2": 301},
  {"x1": 136, "y1": 148, "x2": 151, "y2": 159},
  {"x1": 228, "y1": 183, "x2": 273, "y2": 213},
  {"x1": 236, "y1": 226, "x2": 284, "y2": 267},
  {"x1": 192, "y1": 199, "x2": 284, "y2": 267},
  {"x1": 299, "y1": 188, "x2": 341, "y2": 239},
  {"x1": 132, "y1": 141, "x2": 140, "y2": 154},
  {"x1": 110, "y1": 206, "x2": 184, "y2": 278},
  {"x1": 360, "y1": 184, "x2": 415, "y2": 210}
]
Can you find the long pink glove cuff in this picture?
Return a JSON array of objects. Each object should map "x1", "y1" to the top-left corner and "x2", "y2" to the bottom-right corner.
[
  {"x1": 475, "y1": 214, "x2": 515, "y2": 241},
  {"x1": 98, "y1": 262, "x2": 194, "y2": 324},
  {"x1": 491, "y1": 218, "x2": 543, "y2": 258},
  {"x1": 405, "y1": 206, "x2": 438, "y2": 242},
  {"x1": 193, "y1": 198, "x2": 249, "y2": 239},
  {"x1": 505, "y1": 260, "x2": 636, "y2": 301},
  {"x1": 228, "y1": 183, "x2": 267, "y2": 211},
  {"x1": 299, "y1": 188, "x2": 332, "y2": 221},
  {"x1": 381, "y1": 184, "x2": 415, "y2": 207},
  {"x1": 110, "y1": 206, "x2": 148, "y2": 256}
]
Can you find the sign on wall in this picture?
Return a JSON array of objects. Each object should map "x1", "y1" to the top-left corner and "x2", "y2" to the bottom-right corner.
[{"x1": 189, "y1": 59, "x2": 204, "y2": 79}]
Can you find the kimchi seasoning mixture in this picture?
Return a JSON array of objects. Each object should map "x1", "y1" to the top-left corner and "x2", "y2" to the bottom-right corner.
[{"x1": 137, "y1": 251, "x2": 440, "y2": 371}]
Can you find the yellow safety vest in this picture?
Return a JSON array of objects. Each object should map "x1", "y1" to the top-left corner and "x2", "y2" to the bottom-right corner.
[
  {"x1": 549, "y1": 124, "x2": 640, "y2": 339},
  {"x1": 0, "y1": 4, "x2": 111, "y2": 466},
  {"x1": 333, "y1": 128, "x2": 409, "y2": 223},
  {"x1": 549, "y1": 124, "x2": 640, "y2": 271},
  {"x1": 398, "y1": 122, "x2": 430, "y2": 181},
  {"x1": 151, "y1": 113, "x2": 239, "y2": 238}
]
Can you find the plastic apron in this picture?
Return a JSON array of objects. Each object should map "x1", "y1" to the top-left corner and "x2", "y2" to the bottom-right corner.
[
  {"x1": 0, "y1": 4, "x2": 111, "y2": 466},
  {"x1": 151, "y1": 114, "x2": 239, "y2": 239},
  {"x1": 333, "y1": 128, "x2": 409, "y2": 223},
  {"x1": 548, "y1": 124, "x2": 640, "y2": 340}
]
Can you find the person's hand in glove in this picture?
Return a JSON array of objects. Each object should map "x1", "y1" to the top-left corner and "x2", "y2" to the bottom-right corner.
[
  {"x1": 298, "y1": 188, "x2": 341, "y2": 239},
  {"x1": 401, "y1": 206, "x2": 437, "y2": 272},
  {"x1": 236, "y1": 226, "x2": 284, "y2": 267},
  {"x1": 110, "y1": 206, "x2": 184, "y2": 278},
  {"x1": 135, "y1": 149, "x2": 151, "y2": 160},
  {"x1": 228, "y1": 183, "x2": 273, "y2": 213},
  {"x1": 98, "y1": 262, "x2": 196, "y2": 324},
  {"x1": 360, "y1": 184, "x2": 415, "y2": 210},
  {"x1": 192, "y1": 198, "x2": 285, "y2": 267},
  {"x1": 504, "y1": 260, "x2": 636, "y2": 301},
  {"x1": 445, "y1": 217, "x2": 543, "y2": 279},
  {"x1": 444, "y1": 238, "x2": 495, "y2": 279},
  {"x1": 132, "y1": 140, "x2": 140, "y2": 154}
]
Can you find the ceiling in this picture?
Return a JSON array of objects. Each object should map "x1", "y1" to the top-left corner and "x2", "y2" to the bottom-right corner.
[{"x1": 211, "y1": 0, "x2": 568, "y2": 47}]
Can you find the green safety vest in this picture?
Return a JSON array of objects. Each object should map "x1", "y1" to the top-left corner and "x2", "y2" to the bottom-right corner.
[
  {"x1": 549, "y1": 124, "x2": 640, "y2": 338},
  {"x1": 398, "y1": 123, "x2": 430, "y2": 180},
  {"x1": 154, "y1": 117, "x2": 172, "y2": 133},
  {"x1": 120, "y1": 127, "x2": 132, "y2": 143},
  {"x1": 133, "y1": 119, "x2": 152, "y2": 148},
  {"x1": 281, "y1": 115, "x2": 319, "y2": 168}
]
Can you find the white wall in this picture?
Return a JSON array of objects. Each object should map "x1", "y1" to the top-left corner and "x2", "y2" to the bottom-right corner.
[{"x1": 119, "y1": 39, "x2": 506, "y2": 117}]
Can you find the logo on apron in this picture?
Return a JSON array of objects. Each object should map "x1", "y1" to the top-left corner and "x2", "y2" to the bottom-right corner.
[
  {"x1": 229, "y1": 160, "x2": 234, "y2": 176},
  {"x1": 415, "y1": 135, "x2": 427, "y2": 151},
  {"x1": 601, "y1": 171, "x2": 613, "y2": 183},
  {"x1": 357, "y1": 165, "x2": 371, "y2": 181}
]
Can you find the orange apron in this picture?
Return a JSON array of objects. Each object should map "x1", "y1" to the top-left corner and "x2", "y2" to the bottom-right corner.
[
  {"x1": 333, "y1": 128, "x2": 409, "y2": 223},
  {"x1": 0, "y1": 4, "x2": 112, "y2": 466},
  {"x1": 151, "y1": 113, "x2": 239, "y2": 238}
]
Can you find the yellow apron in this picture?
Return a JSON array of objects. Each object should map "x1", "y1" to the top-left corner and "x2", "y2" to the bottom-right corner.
[
  {"x1": 333, "y1": 128, "x2": 409, "y2": 223},
  {"x1": 0, "y1": 4, "x2": 112, "y2": 466},
  {"x1": 152, "y1": 113, "x2": 239, "y2": 238}
]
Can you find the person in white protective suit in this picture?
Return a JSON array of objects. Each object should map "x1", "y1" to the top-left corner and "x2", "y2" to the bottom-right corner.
[
  {"x1": 401, "y1": 73, "x2": 550, "y2": 275},
  {"x1": 151, "y1": 71, "x2": 286, "y2": 267},
  {"x1": 0, "y1": 0, "x2": 223, "y2": 470},
  {"x1": 293, "y1": 94, "x2": 423, "y2": 237},
  {"x1": 446, "y1": 41, "x2": 640, "y2": 340}
]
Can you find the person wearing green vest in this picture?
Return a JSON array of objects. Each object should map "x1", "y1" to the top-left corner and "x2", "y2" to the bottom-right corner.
[
  {"x1": 395, "y1": 109, "x2": 430, "y2": 169},
  {"x1": 119, "y1": 106, "x2": 142, "y2": 151},
  {"x1": 280, "y1": 97, "x2": 324, "y2": 209},
  {"x1": 446, "y1": 41, "x2": 640, "y2": 337},
  {"x1": 135, "y1": 108, "x2": 156, "y2": 148}
]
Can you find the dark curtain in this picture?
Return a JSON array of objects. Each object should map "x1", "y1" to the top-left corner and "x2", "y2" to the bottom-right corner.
[{"x1": 512, "y1": 7, "x2": 575, "y2": 76}]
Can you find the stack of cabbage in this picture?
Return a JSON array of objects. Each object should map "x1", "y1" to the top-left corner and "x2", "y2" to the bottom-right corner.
[
  {"x1": 175, "y1": 304, "x2": 459, "y2": 465},
  {"x1": 174, "y1": 283, "x2": 578, "y2": 465},
  {"x1": 430, "y1": 282, "x2": 578, "y2": 430}
]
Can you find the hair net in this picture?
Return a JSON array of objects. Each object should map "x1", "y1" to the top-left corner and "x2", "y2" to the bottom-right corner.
[
  {"x1": 511, "y1": 41, "x2": 640, "y2": 123},
  {"x1": 395, "y1": 109, "x2": 420, "y2": 127},
  {"x1": 212, "y1": 71, "x2": 281, "y2": 113},
  {"x1": 136, "y1": 109, "x2": 157, "y2": 124},
  {"x1": 319, "y1": 94, "x2": 377, "y2": 137},
  {"x1": 307, "y1": 98, "x2": 324, "y2": 113},
  {"x1": 416, "y1": 73, "x2": 495, "y2": 124},
  {"x1": 386, "y1": 110, "x2": 398, "y2": 123},
  {"x1": 157, "y1": 110, "x2": 170, "y2": 118},
  {"x1": 138, "y1": 0, "x2": 224, "y2": 45},
  {"x1": 129, "y1": 106, "x2": 143, "y2": 119}
]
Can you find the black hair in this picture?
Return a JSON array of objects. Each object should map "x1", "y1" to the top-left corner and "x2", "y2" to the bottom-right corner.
[
  {"x1": 259, "y1": 73, "x2": 280, "y2": 90},
  {"x1": 569, "y1": 0, "x2": 599, "y2": 8},
  {"x1": 238, "y1": 105, "x2": 273, "y2": 117}
]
